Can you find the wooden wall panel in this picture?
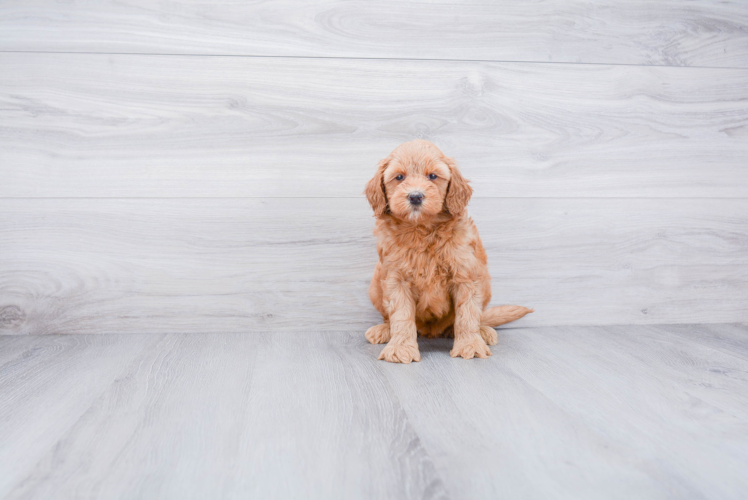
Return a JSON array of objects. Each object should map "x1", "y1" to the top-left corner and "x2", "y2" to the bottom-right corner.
[
  {"x1": 2, "y1": 53, "x2": 747, "y2": 198},
  {"x1": 1, "y1": 1, "x2": 747, "y2": 67},
  {"x1": 1, "y1": 2, "x2": 746, "y2": 334},
  {"x1": 1, "y1": 198, "x2": 746, "y2": 335}
]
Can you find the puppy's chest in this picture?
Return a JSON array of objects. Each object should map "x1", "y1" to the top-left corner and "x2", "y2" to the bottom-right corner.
[{"x1": 389, "y1": 244, "x2": 452, "y2": 292}]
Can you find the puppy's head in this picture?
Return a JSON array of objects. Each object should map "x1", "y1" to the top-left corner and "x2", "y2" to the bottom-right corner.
[{"x1": 365, "y1": 140, "x2": 472, "y2": 221}]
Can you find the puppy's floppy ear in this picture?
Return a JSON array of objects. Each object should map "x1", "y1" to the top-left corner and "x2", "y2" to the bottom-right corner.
[
  {"x1": 364, "y1": 158, "x2": 390, "y2": 217},
  {"x1": 444, "y1": 157, "x2": 473, "y2": 216}
]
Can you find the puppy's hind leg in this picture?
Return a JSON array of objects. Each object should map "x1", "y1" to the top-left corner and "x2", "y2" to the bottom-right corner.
[
  {"x1": 366, "y1": 263, "x2": 391, "y2": 345},
  {"x1": 479, "y1": 325, "x2": 498, "y2": 346},
  {"x1": 478, "y1": 305, "x2": 533, "y2": 345},
  {"x1": 365, "y1": 323, "x2": 391, "y2": 344}
]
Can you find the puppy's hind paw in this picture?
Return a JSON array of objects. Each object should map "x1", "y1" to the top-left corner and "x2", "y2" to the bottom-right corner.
[
  {"x1": 378, "y1": 341, "x2": 421, "y2": 364},
  {"x1": 451, "y1": 335, "x2": 492, "y2": 359},
  {"x1": 365, "y1": 324, "x2": 391, "y2": 344},
  {"x1": 480, "y1": 325, "x2": 498, "y2": 346}
]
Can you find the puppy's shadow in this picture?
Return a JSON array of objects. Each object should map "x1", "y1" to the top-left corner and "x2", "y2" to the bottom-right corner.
[{"x1": 417, "y1": 337, "x2": 453, "y2": 359}]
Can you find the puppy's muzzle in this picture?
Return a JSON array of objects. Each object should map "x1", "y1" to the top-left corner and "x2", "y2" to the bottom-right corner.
[{"x1": 408, "y1": 191, "x2": 424, "y2": 206}]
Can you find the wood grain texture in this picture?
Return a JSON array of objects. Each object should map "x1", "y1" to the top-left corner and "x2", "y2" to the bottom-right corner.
[
  {"x1": 227, "y1": 332, "x2": 446, "y2": 500},
  {"x1": 2, "y1": 325, "x2": 747, "y2": 499},
  {"x1": 0, "y1": 334, "x2": 166, "y2": 497},
  {"x1": 2, "y1": 53, "x2": 747, "y2": 198},
  {"x1": 1, "y1": 198, "x2": 746, "y2": 334},
  {"x1": 0, "y1": 332, "x2": 447, "y2": 499},
  {"x1": 1, "y1": 1, "x2": 747, "y2": 68},
  {"x1": 379, "y1": 323, "x2": 748, "y2": 499}
]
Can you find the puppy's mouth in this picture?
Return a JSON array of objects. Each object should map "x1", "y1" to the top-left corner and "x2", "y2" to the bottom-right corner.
[{"x1": 408, "y1": 204, "x2": 424, "y2": 220}]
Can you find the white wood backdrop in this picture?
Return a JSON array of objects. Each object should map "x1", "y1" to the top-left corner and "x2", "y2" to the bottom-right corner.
[
  {"x1": 2, "y1": 0, "x2": 747, "y2": 67},
  {"x1": 1, "y1": 1, "x2": 747, "y2": 334}
]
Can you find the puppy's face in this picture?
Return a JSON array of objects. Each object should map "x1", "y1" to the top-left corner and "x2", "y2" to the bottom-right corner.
[
  {"x1": 382, "y1": 155, "x2": 450, "y2": 221},
  {"x1": 365, "y1": 140, "x2": 472, "y2": 221}
]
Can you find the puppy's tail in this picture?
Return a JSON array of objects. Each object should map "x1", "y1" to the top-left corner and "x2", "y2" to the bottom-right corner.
[{"x1": 481, "y1": 305, "x2": 533, "y2": 327}]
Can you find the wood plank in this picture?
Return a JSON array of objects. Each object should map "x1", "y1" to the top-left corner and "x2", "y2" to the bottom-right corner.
[
  {"x1": 0, "y1": 334, "x2": 167, "y2": 497},
  {"x1": 1, "y1": 198, "x2": 746, "y2": 334},
  {"x1": 655, "y1": 323, "x2": 748, "y2": 360},
  {"x1": 1, "y1": 1, "x2": 747, "y2": 67},
  {"x1": 2, "y1": 53, "x2": 748, "y2": 198},
  {"x1": 0, "y1": 332, "x2": 447, "y2": 499},
  {"x1": 223, "y1": 332, "x2": 446, "y2": 499},
  {"x1": 3, "y1": 327, "x2": 746, "y2": 498},
  {"x1": 379, "y1": 323, "x2": 748, "y2": 499}
]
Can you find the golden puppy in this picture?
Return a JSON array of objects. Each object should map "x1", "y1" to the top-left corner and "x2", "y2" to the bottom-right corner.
[{"x1": 364, "y1": 140, "x2": 533, "y2": 363}]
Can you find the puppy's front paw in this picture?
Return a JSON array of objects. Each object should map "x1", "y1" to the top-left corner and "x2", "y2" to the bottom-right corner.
[
  {"x1": 365, "y1": 324, "x2": 391, "y2": 344},
  {"x1": 480, "y1": 325, "x2": 498, "y2": 346},
  {"x1": 378, "y1": 341, "x2": 421, "y2": 364},
  {"x1": 451, "y1": 335, "x2": 492, "y2": 359}
]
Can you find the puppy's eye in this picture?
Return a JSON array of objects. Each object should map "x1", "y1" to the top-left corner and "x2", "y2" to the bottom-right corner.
[
  {"x1": 428, "y1": 173, "x2": 438, "y2": 180},
  {"x1": 395, "y1": 174, "x2": 404, "y2": 181}
]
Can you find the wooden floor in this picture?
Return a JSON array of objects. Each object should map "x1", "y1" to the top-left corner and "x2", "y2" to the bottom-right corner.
[{"x1": 1, "y1": 323, "x2": 747, "y2": 500}]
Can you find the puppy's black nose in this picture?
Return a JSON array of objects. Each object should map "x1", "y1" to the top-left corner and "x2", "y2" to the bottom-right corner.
[{"x1": 408, "y1": 192, "x2": 424, "y2": 205}]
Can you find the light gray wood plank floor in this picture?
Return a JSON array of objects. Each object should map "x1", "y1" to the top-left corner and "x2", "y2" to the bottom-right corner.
[
  {"x1": 2, "y1": 53, "x2": 747, "y2": 198},
  {"x1": 1, "y1": 1, "x2": 747, "y2": 68},
  {"x1": 1, "y1": 324, "x2": 747, "y2": 500}
]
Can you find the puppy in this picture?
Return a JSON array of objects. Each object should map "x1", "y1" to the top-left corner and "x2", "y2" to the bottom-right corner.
[{"x1": 364, "y1": 140, "x2": 532, "y2": 363}]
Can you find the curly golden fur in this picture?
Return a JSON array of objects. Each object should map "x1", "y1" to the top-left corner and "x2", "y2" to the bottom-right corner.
[{"x1": 364, "y1": 140, "x2": 533, "y2": 363}]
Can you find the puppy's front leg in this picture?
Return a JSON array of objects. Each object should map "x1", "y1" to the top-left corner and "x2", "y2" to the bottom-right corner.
[
  {"x1": 451, "y1": 283, "x2": 492, "y2": 359},
  {"x1": 378, "y1": 281, "x2": 420, "y2": 363}
]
